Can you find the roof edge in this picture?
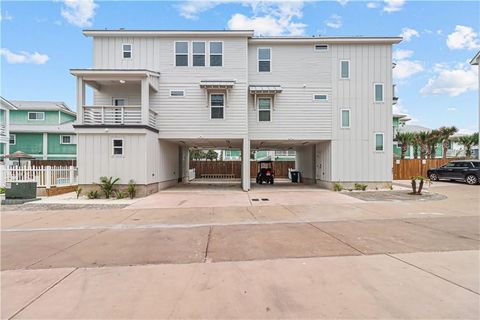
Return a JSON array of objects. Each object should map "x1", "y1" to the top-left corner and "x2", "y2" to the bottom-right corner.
[{"x1": 83, "y1": 30, "x2": 255, "y2": 37}]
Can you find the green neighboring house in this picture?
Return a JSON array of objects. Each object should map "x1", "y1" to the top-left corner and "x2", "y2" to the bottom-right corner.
[{"x1": 1, "y1": 99, "x2": 77, "y2": 162}]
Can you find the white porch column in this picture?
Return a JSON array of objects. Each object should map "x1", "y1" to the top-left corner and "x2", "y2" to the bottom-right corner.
[
  {"x1": 76, "y1": 77, "x2": 85, "y2": 124},
  {"x1": 141, "y1": 78, "x2": 150, "y2": 125},
  {"x1": 242, "y1": 137, "x2": 250, "y2": 191},
  {"x1": 42, "y1": 133, "x2": 48, "y2": 160}
]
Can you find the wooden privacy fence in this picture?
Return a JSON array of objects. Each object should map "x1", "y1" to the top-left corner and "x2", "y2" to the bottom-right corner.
[
  {"x1": 189, "y1": 161, "x2": 296, "y2": 179},
  {"x1": 0, "y1": 165, "x2": 78, "y2": 188},
  {"x1": 393, "y1": 158, "x2": 454, "y2": 180}
]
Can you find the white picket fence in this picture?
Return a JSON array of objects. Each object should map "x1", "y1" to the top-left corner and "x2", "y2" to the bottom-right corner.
[{"x1": 0, "y1": 165, "x2": 78, "y2": 188}]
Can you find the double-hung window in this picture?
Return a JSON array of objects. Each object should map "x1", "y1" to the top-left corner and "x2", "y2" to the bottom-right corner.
[
  {"x1": 175, "y1": 41, "x2": 189, "y2": 66},
  {"x1": 210, "y1": 93, "x2": 225, "y2": 119},
  {"x1": 122, "y1": 44, "x2": 132, "y2": 59},
  {"x1": 340, "y1": 60, "x2": 349, "y2": 79},
  {"x1": 258, "y1": 48, "x2": 271, "y2": 72},
  {"x1": 9, "y1": 134, "x2": 16, "y2": 145},
  {"x1": 375, "y1": 133, "x2": 384, "y2": 152},
  {"x1": 258, "y1": 98, "x2": 272, "y2": 122},
  {"x1": 210, "y1": 42, "x2": 223, "y2": 67},
  {"x1": 28, "y1": 112, "x2": 45, "y2": 120},
  {"x1": 112, "y1": 138, "x2": 124, "y2": 156},
  {"x1": 193, "y1": 41, "x2": 206, "y2": 67},
  {"x1": 341, "y1": 109, "x2": 350, "y2": 128},
  {"x1": 60, "y1": 135, "x2": 75, "y2": 144},
  {"x1": 374, "y1": 83, "x2": 384, "y2": 102}
]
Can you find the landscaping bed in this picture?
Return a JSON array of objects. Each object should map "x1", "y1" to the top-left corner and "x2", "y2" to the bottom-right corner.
[{"x1": 343, "y1": 190, "x2": 447, "y2": 202}]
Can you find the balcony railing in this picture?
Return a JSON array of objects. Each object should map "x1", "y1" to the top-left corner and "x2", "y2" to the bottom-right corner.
[
  {"x1": 0, "y1": 122, "x2": 6, "y2": 137},
  {"x1": 82, "y1": 105, "x2": 157, "y2": 129}
]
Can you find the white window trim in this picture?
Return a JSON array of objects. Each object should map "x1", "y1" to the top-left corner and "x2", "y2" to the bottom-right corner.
[
  {"x1": 314, "y1": 44, "x2": 329, "y2": 52},
  {"x1": 340, "y1": 60, "x2": 350, "y2": 79},
  {"x1": 9, "y1": 134, "x2": 16, "y2": 145},
  {"x1": 169, "y1": 90, "x2": 186, "y2": 97},
  {"x1": 209, "y1": 92, "x2": 225, "y2": 120},
  {"x1": 209, "y1": 41, "x2": 224, "y2": 67},
  {"x1": 374, "y1": 132, "x2": 385, "y2": 152},
  {"x1": 60, "y1": 135, "x2": 75, "y2": 145},
  {"x1": 257, "y1": 96, "x2": 272, "y2": 122},
  {"x1": 28, "y1": 112, "x2": 45, "y2": 121},
  {"x1": 313, "y1": 94, "x2": 329, "y2": 102},
  {"x1": 257, "y1": 47, "x2": 272, "y2": 73},
  {"x1": 192, "y1": 41, "x2": 206, "y2": 67},
  {"x1": 374, "y1": 83, "x2": 385, "y2": 103},
  {"x1": 112, "y1": 138, "x2": 124, "y2": 157},
  {"x1": 174, "y1": 41, "x2": 189, "y2": 67},
  {"x1": 122, "y1": 43, "x2": 132, "y2": 60},
  {"x1": 340, "y1": 109, "x2": 351, "y2": 129}
]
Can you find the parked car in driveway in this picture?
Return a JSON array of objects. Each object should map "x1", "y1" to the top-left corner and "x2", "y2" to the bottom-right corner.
[{"x1": 427, "y1": 160, "x2": 480, "y2": 185}]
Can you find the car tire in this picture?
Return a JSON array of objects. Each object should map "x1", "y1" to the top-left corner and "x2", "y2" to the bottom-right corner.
[
  {"x1": 465, "y1": 175, "x2": 478, "y2": 185},
  {"x1": 429, "y1": 173, "x2": 439, "y2": 181}
]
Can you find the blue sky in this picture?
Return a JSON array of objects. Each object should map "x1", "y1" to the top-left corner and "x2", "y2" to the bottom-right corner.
[{"x1": 1, "y1": 0, "x2": 479, "y2": 133}]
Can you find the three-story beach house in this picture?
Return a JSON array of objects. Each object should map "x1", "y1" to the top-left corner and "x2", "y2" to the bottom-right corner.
[{"x1": 72, "y1": 29, "x2": 401, "y2": 195}]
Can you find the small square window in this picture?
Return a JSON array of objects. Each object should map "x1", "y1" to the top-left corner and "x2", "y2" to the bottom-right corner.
[
  {"x1": 60, "y1": 135, "x2": 75, "y2": 144},
  {"x1": 122, "y1": 44, "x2": 132, "y2": 59},
  {"x1": 112, "y1": 139, "x2": 124, "y2": 156},
  {"x1": 9, "y1": 134, "x2": 16, "y2": 145}
]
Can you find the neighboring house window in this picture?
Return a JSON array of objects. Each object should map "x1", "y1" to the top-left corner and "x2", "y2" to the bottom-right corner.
[
  {"x1": 313, "y1": 94, "x2": 328, "y2": 102},
  {"x1": 258, "y1": 97, "x2": 272, "y2": 122},
  {"x1": 112, "y1": 139, "x2": 124, "y2": 156},
  {"x1": 170, "y1": 90, "x2": 185, "y2": 97},
  {"x1": 60, "y1": 135, "x2": 75, "y2": 144},
  {"x1": 9, "y1": 134, "x2": 16, "y2": 145},
  {"x1": 341, "y1": 109, "x2": 350, "y2": 128},
  {"x1": 210, "y1": 93, "x2": 225, "y2": 119},
  {"x1": 258, "y1": 48, "x2": 271, "y2": 72},
  {"x1": 340, "y1": 60, "x2": 350, "y2": 79},
  {"x1": 375, "y1": 133, "x2": 384, "y2": 152},
  {"x1": 28, "y1": 112, "x2": 45, "y2": 120},
  {"x1": 175, "y1": 41, "x2": 189, "y2": 66},
  {"x1": 122, "y1": 44, "x2": 132, "y2": 59},
  {"x1": 209, "y1": 42, "x2": 223, "y2": 67},
  {"x1": 374, "y1": 83, "x2": 384, "y2": 102},
  {"x1": 314, "y1": 44, "x2": 328, "y2": 52},
  {"x1": 113, "y1": 98, "x2": 126, "y2": 106},
  {"x1": 193, "y1": 41, "x2": 206, "y2": 67}
]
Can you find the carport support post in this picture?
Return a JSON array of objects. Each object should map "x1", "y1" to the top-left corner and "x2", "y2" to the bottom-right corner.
[
  {"x1": 141, "y1": 78, "x2": 149, "y2": 125},
  {"x1": 242, "y1": 138, "x2": 250, "y2": 191}
]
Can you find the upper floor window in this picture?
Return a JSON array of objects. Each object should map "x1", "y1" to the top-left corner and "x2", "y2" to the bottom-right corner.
[
  {"x1": 374, "y1": 83, "x2": 384, "y2": 102},
  {"x1": 175, "y1": 41, "x2": 189, "y2": 67},
  {"x1": 9, "y1": 134, "x2": 16, "y2": 145},
  {"x1": 258, "y1": 97, "x2": 272, "y2": 122},
  {"x1": 341, "y1": 109, "x2": 350, "y2": 128},
  {"x1": 112, "y1": 138, "x2": 124, "y2": 156},
  {"x1": 122, "y1": 44, "x2": 132, "y2": 59},
  {"x1": 28, "y1": 112, "x2": 45, "y2": 120},
  {"x1": 60, "y1": 135, "x2": 75, "y2": 145},
  {"x1": 375, "y1": 133, "x2": 384, "y2": 152},
  {"x1": 314, "y1": 44, "x2": 328, "y2": 52},
  {"x1": 193, "y1": 41, "x2": 206, "y2": 67},
  {"x1": 209, "y1": 42, "x2": 223, "y2": 67},
  {"x1": 210, "y1": 93, "x2": 224, "y2": 119},
  {"x1": 258, "y1": 48, "x2": 271, "y2": 72},
  {"x1": 313, "y1": 94, "x2": 328, "y2": 102},
  {"x1": 340, "y1": 60, "x2": 349, "y2": 79},
  {"x1": 113, "y1": 98, "x2": 126, "y2": 106},
  {"x1": 170, "y1": 90, "x2": 185, "y2": 97}
]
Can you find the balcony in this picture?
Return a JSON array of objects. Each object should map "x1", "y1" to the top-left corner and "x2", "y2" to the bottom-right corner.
[{"x1": 82, "y1": 105, "x2": 157, "y2": 128}]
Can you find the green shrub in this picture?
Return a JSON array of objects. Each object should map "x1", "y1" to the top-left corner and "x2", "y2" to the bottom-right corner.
[
  {"x1": 114, "y1": 189, "x2": 125, "y2": 199},
  {"x1": 98, "y1": 176, "x2": 120, "y2": 199},
  {"x1": 75, "y1": 187, "x2": 82, "y2": 199},
  {"x1": 354, "y1": 183, "x2": 368, "y2": 191},
  {"x1": 87, "y1": 190, "x2": 99, "y2": 199},
  {"x1": 333, "y1": 183, "x2": 343, "y2": 192},
  {"x1": 127, "y1": 180, "x2": 136, "y2": 199},
  {"x1": 0, "y1": 187, "x2": 5, "y2": 194}
]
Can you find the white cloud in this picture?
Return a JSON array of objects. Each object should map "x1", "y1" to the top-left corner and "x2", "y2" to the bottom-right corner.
[
  {"x1": 325, "y1": 14, "x2": 342, "y2": 29},
  {"x1": 227, "y1": 1, "x2": 307, "y2": 36},
  {"x1": 421, "y1": 63, "x2": 478, "y2": 97},
  {"x1": 447, "y1": 107, "x2": 457, "y2": 112},
  {"x1": 0, "y1": 48, "x2": 49, "y2": 64},
  {"x1": 446, "y1": 25, "x2": 480, "y2": 50},
  {"x1": 0, "y1": 11, "x2": 13, "y2": 21},
  {"x1": 399, "y1": 27, "x2": 419, "y2": 41},
  {"x1": 394, "y1": 59, "x2": 424, "y2": 80},
  {"x1": 383, "y1": 0, "x2": 405, "y2": 12},
  {"x1": 178, "y1": 0, "x2": 227, "y2": 19},
  {"x1": 337, "y1": 0, "x2": 348, "y2": 6},
  {"x1": 61, "y1": 0, "x2": 97, "y2": 27},
  {"x1": 393, "y1": 49, "x2": 413, "y2": 60},
  {"x1": 366, "y1": 2, "x2": 378, "y2": 9}
]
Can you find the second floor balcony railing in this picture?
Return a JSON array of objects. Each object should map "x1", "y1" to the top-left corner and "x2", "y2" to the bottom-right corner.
[
  {"x1": 82, "y1": 105, "x2": 157, "y2": 129},
  {"x1": 0, "y1": 122, "x2": 6, "y2": 137}
]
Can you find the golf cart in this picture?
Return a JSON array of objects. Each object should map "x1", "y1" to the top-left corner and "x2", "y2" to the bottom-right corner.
[{"x1": 256, "y1": 160, "x2": 275, "y2": 184}]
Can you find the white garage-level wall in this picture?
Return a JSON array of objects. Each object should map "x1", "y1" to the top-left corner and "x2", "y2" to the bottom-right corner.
[
  {"x1": 315, "y1": 141, "x2": 332, "y2": 182},
  {"x1": 295, "y1": 145, "x2": 316, "y2": 182}
]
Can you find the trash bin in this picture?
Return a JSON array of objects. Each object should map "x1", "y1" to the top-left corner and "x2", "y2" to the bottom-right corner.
[{"x1": 291, "y1": 170, "x2": 300, "y2": 183}]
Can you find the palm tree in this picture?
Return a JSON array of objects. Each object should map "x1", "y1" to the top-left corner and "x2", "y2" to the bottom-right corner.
[
  {"x1": 411, "y1": 134, "x2": 420, "y2": 159},
  {"x1": 458, "y1": 133, "x2": 479, "y2": 158},
  {"x1": 427, "y1": 129, "x2": 441, "y2": 159},
  {"x1": 395, "y1": 132, "x2": 414, "y2": 159},
  {"x1": 416, "y1": 131, "x2": 430, "y2": 159},
  {"x1": 437, "y1": 126, "x2": 458, "y2": 159}
]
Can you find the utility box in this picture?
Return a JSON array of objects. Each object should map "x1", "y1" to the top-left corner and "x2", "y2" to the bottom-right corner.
[{"x1": 5, "y1": 182, "x2": 37, "y2": 199}]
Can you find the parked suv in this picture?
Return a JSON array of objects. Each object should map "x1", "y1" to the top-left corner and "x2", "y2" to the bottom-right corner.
[{"x1": 427, "y1": 160, "x2": 480, "y2": 185}]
